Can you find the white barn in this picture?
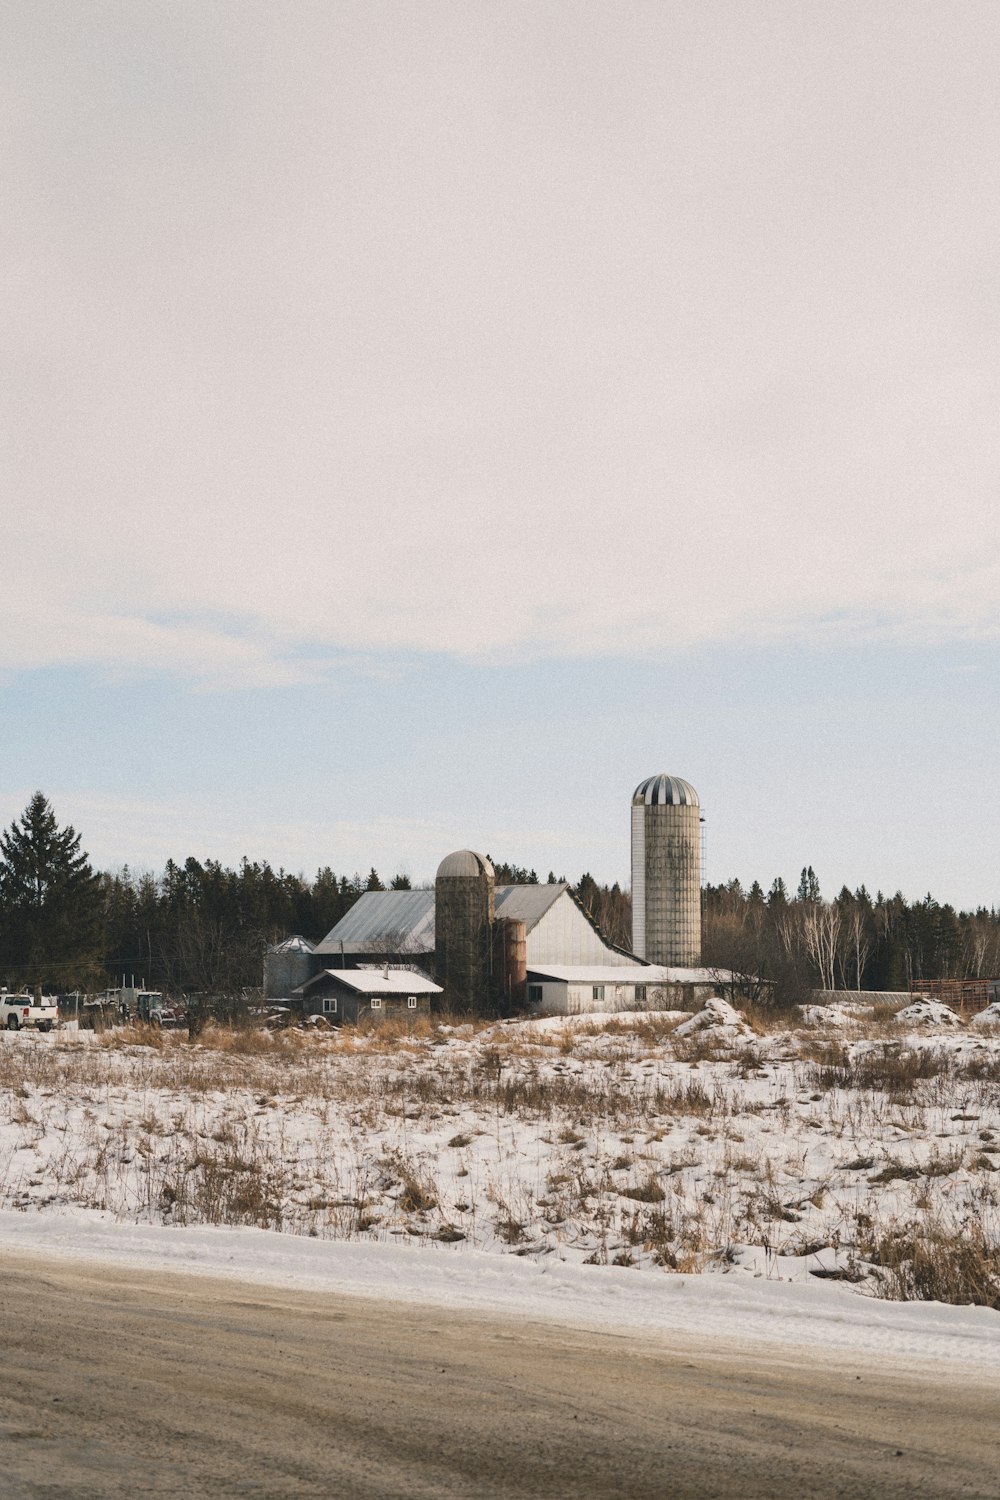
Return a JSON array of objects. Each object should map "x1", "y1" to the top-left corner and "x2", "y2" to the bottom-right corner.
[
  {"x1": 309, "y1": 882, "x2": 634, "y2": 971},
  {"x1": 526, "y1": 964, "x2": 721, "y2": 1016}
]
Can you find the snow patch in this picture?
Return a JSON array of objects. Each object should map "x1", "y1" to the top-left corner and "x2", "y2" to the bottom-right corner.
[
  {"x1": 895, "y1": 1000, "x2": 963, "y2": 1028},
  {"x1": 797, "y1": 1004, "x2": 851, "y2": 1028},
  {"x1": 673, "y1": 997, "x2": 751, "y2": 1039},
  {"x1": 968, "y1": 1004, "x2": 1000, "y2": 1031}
]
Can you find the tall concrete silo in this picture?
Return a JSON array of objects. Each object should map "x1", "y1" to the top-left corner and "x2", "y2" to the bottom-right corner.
[
  {"x1": 434, "y1": 850, "x2": 495, "y2": 1014},
  {"x1": 631, "y1": 775, "x2": 701, "y2": 966}
]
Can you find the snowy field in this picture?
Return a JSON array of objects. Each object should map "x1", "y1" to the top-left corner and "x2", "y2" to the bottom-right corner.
[{"x1": 1, "y1": 998, "x2": 999, "y2": 1362}]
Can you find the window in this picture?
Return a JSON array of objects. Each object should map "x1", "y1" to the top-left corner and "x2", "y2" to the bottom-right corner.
[
  {"x1": 407, "y1": 996, "x2": 417, "y2": 1009},
  {"x1": 528, "y1": 985, "x2": 543, "y2": 1004},
  {"x1": 371, "y1": 997, "x2": 382, "y2": 1009},
  {"x1": 323, "y1": 998, "x2": 338, "y2": 1015},
  {"x1": 634, "y1": 985, "x2": 647, "y2": 1003},
  {"x1": 592, "y1": 985, "x2": 605, "y2": 1001}
]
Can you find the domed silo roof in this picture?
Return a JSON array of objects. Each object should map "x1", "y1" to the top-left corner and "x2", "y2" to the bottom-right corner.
[
  {"x1": 632, "y1": 774, "x2": 700, "y2": 808},
  {"x1": 436, "y1": 849, "x2": 495, "y2": 880}
]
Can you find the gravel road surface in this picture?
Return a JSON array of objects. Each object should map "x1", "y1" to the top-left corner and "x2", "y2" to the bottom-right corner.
[{"x1": 1, "y1": 1255, "x2": 996, "y2": 1498}]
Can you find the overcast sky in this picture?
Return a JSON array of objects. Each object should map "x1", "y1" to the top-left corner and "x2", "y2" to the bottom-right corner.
[{"x1": 3, "y1": 2, "x2": 998, "y2": 905}]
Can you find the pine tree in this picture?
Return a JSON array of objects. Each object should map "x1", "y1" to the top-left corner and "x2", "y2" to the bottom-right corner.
[{"x1": 0, "y1": 792, "x2": 103, "y2": 988}]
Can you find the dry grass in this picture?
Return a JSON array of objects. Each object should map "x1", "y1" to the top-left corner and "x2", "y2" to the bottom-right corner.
[
  {"x1": 857, "y1": 1213, "x2": 1000, "y2": 1309},
  {"x1": 3, "y1": 1013, "x2": 1000, "y2": 1310}
]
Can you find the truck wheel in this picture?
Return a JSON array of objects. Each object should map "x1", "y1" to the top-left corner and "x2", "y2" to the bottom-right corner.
[
  {"x1": 38, "y1": 1023, "x2": 51, "y2": 1033},
  {"x1": 6, "y1": 1015, "x2": 19, "y2": 1030}
]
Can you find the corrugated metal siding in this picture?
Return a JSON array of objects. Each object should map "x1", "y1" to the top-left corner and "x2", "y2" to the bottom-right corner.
[
  {"x1": 632, "y1": 775, "x2": 700, "y2": 807},
  {"x1": 630, "y1": 804, "x2": 645, "y2": 959}
]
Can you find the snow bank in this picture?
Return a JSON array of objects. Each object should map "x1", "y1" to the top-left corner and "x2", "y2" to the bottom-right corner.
[
  {"x1": 797, "y1": 1004, "x2": 850, "y2": 1028},
  {"x1": 895, "y1": 1000, "x2": 963, "y2": 1028},
  {"x1": 1, "y1": 1209, "x2": 996, "y2": 1373},
  {"x1": 673, "y1": 997, "x2": 751, "y2": 1039},
  {"x1": 968, "y1": 1004, "x2": 1000, "y2": 1031}
]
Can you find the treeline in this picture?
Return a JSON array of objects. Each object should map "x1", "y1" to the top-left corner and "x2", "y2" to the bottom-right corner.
[
  {"x1": 100, "y1": 858, "x2": 415, "y2": 996},
  {"x1": 703, "y1": 869, "x2": 1000, "y2": 1005},
  {"x1": 0, "y1": 792, "x2": 635, "y2": 995},
  {"x1": 4, "y1": 794, "x2": 999, "y2": 1004},
  {"x1": 0, "y1": 793, "x2": 423, "y2": 993}
]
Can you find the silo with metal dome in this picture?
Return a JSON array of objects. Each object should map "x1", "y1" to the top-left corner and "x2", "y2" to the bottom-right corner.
[
  {"x1": 434, "y1": 849, "x2": 495, "y2": 1015},
  {"x1": 631, "y1": 774, "x2": 701, "y2": 966}
]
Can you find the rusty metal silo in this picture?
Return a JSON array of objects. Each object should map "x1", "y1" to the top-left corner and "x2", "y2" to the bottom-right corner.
[{"x1": 493, "y1": 917, "x2": 527, "y2": 1012}]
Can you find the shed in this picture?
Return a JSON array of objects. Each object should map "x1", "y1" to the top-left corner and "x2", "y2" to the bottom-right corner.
[
  {"x1": 525, "y1": 964, "x2": 722, "y2": 1016},
  {"x1": 293, "y1": 967, "x2": 442, "y2": 1024}
]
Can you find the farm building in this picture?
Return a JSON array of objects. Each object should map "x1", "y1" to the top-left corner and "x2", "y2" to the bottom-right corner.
[
  {"x1": 293, "y1": 967, "x2": 442, "y2": 1023},
  {"x1": 266, "y1": 864, "x2": 636, "y2": 1007},
  {"x1": 264, "y1": 771, "x2": 710, "y2": 1019},
  {"x1": 526, "y1": 964, "x2": 720, "y2": 1016},
  {"x1": 308, "y1": 878, "x2": 633, "y2": 970}
]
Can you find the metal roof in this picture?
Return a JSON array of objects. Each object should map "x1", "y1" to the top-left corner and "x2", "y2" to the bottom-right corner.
[
  {"x1": 297, "y1": 968, "x2": 442, "y2": 996},
  {"x1": 632, "y1": 774, "x2": 700, "y2": 808},
  {"x1": 313, "y1": 889, "x2": 435, "y2": 953},
  {"x1": 314, "y1": 883, "x2": 573, "y2": 953},
  {"x1": 527, "y1": 964, "x2": 721, "y2": 984},
  {"x1": 493, "y1": 883, "x2": 567, "y2": 927},
  {"x1": 268, "y1": 934, "x2": 315, "y2": 953}
]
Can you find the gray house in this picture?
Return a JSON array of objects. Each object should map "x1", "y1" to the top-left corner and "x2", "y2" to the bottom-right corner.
[{"x1": 293, "y1": 967, "x2": 442, "y2": 1023}]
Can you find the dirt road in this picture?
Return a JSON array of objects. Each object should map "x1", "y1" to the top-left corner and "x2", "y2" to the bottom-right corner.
[{"x1": 0, "y1": 1255, "x2": 995, "y2": 1498}]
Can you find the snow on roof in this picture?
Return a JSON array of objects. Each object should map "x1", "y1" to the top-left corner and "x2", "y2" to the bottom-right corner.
[
  {"x1": 268, "y1": 934, "x2": 315, "y2": 953},
  {"x1": 527, "y1": 964, "x2": 724, "y2": 985},
  {"x1": 298, "y1": 969, "x2": 442, "y2": 996}
]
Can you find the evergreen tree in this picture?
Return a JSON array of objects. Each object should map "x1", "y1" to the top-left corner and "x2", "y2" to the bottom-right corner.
[{"x1": 0, "y1": 792, "x2": 103, "y2": 988}]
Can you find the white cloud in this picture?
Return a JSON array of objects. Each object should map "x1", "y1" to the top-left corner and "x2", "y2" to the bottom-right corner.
[{"x1": 3, "y1": 3, "x2": 999, "y2": 683}]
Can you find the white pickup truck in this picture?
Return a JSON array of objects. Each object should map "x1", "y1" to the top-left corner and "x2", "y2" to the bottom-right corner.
[{"x1": 0, "y1": 992, "x2": 59, "y2": 1032}]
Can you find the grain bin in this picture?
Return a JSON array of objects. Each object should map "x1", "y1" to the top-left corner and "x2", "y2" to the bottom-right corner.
[{"x1": 264, "y1": 935, "x2": 316, "y2": 1000}]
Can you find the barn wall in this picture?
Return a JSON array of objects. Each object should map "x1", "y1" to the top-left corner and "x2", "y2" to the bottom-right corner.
[
  {"x1": 528, "y1": 980, "x2": 714, "y2": 1017},
  {"x1": 525, "y1": 895, "x2": 632, "y2": 967}
]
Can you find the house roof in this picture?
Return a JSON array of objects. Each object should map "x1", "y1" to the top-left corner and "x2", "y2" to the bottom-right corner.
[
  {"x1": 296, "y1": 968, "x2": 442, "y2": 996},
  {"x1": 314, "y1": 883, "x2": 575, "y2": 954}
]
